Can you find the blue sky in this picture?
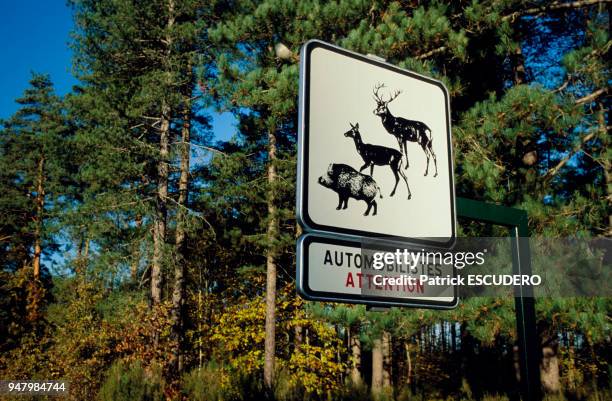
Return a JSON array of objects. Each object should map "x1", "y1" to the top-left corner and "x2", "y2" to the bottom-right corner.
[
  {"x1": 0, "y1": 0, "x2": 236, "y2": 140},
  {"x1": 0, "y1": 1, "x2": 77, "y2": 119}
]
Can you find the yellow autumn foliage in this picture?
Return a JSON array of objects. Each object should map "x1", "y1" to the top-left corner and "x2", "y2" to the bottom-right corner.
[{"x1": 210, "y1": 285, "x2": 346, "y2": 396}]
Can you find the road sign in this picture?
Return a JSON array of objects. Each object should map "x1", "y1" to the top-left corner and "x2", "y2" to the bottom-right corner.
[
  {"x1": 297, "y1": 233, "x2": 458, "y2": 308},
  {"x1": 297, "y1": 40, "x2": 456, "y2": 247}
]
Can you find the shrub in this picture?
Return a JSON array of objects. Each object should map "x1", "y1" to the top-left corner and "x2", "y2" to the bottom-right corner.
[
  {"x1": 182, "y1": 361, "x2": 267, "y2": 401},
  {"x1": 182, "y1": 361, "x2": 231, "y2": 401},
  {"x1": 97, "y1": 360, "x2": 165, "y2": 401}
]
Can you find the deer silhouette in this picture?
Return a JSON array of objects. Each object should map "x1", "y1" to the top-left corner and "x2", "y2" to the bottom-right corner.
[
  {"x1": 372, "y1": 83, "x2": 438, "y2": 177},
  {"x1": 344, "y1": 122, "x2": 411, "y2": 199}
]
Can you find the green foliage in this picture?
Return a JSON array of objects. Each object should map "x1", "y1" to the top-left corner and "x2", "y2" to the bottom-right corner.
[
  {"x1": 182, "y1": 362, "x2": 241, "y2": 401},
  {"x1": 0, "y1": 73, "x2": 70, "y2": 270},
  {"x1": 337, "y1": 379, "x2": 371, "y2": 401},
  {"x1": 98, "y1": 360, "x2": 165, "y2": 401}
]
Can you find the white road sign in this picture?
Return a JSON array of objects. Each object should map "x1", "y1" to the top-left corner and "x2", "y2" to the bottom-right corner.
[
  {"x1": 297, "y1": 234, "x2": 457, "y2": 308},
  {"x1": 297, "y1": 40, "x2": 456, "y2": 247}
]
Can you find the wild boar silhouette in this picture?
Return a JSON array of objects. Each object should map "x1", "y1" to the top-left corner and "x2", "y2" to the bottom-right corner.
[{"x1": 318, "y1": 163, "x2": 383, "y2": 216}]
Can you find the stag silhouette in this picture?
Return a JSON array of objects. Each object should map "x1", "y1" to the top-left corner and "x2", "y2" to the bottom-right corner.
[
  {"x1": 344, "y1": 122, "x2": 411, "y2": 199},
  {"x1": 372, "y1": 83, "x2": 438, "y2": 177}
]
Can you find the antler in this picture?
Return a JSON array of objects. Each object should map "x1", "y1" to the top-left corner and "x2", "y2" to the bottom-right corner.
[
  {"x1": 387, "y1": 89, "x2": 402, "y2": 103},
  {"x1": 372, "y1": 82, "x2": 386, "y2": 102}
]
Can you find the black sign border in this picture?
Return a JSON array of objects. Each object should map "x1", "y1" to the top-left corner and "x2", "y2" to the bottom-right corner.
[
  {"x1": 297, "y1": 39, "x2": 456, "y2": 248},
  {"x1": 296, "y1": 233, "x2": 459, "y2": 309}
]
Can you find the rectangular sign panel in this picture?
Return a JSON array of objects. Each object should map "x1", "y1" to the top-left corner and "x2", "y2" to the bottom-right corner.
[
  {"x1": 297, "y1": 234, "x2": 458, "y2": 309},
  {"x1": 297, "y1": 40, "x2": 456, "y2": 247}
]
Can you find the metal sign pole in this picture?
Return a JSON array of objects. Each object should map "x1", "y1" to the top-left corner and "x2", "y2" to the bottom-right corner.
[{"x1": 456, "y1": 197, "x2": 541, "y2": 401}]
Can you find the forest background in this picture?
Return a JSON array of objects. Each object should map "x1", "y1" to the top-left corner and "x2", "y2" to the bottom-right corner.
[{"x1": 0, "y1": 1, "x2": 610, "y2": 400}]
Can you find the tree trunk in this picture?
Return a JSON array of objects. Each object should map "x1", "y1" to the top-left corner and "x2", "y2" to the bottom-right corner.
[
  {"x1": 171, "y1": 95, "x2": 191, "y2": 373},
  {"x1": 350, "y1": 327, "x2": 362, "y2": 385},
  {"x1": 151, "y1": 0, "x2": 175, "y2": 306},
  {"x1": 513, "y1": 46, "x2": 526, "y2": 85},
  {"x1": 441, "y1": 322, "x2": 446, "y2": 352},
  {"x1": 598, "y1": 105, "x2": 612, "y2": 235},
  {"x1": 32, "y1": 156, "x2": 45, "y2": 280},
  {"x1": 540, "y1": 342, "x2": 561, "y2": 393},
  {"x1": 264, "y1": 127, "x2": 278, "y2": 391},
  {"x1": 511, "y1": 21, "x2": 526, "y2": 85},
  {"x1": 372, "y1": 338, "x2": 384, "y2": 396},
  {"x1": 130, "y1": 215, "x2": 142, "y2": 283},
  {"x1": 151, "y1": 113, "x2": 170, "y2": 305},
  {"x1": 295, "y1": 324, "x2": 303, "y2": 347},
  {"x1": 566, "y1": 332, "x2": 578, "y2": 391},
  {"x1": 405, "y1": 342, "x2": 412, "y2": 386},
  {"x1": 451, "y1": 322, "x2": 456, "y2": 353},
  {"x1": 513, "y1": 344, "x2": 521, "y2": 384},
  {"x1": 27, "y1": 156, "x2": 46, "y2": 322},
  {"x1": 382, "y1": 331, "x2": 392, "y2": 388},
  {"x1": 76, "y1": 234, "x2": 90, "y2": 276}
]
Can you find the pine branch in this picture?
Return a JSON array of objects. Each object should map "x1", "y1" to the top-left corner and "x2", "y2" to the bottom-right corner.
[
  {"x1": 575, "y1": 87, "x2": 609, "y2": 105},
  {"x1": 503, "y1": 0, "x2": 612, "y2": 21},
  {"x1": 139, "y1": 263, "x2": 150, "y2": 289},
  {"x1": 181, "y1": 141, "x2": 226, "y2": 155},
  {"x1": 553, "y1": 79, "x2": 571, "y2": 93},
  {"x1": 544, "y1": 131, "x2": 597, "y2": 179},
  {"x1": 415, "y1": 46, "x2": 447, "y2": 60},
  {"x1": 130, "y1": 123, "x2": 145, "y2": 130},
  {"x1": 76, "y1": 197, "x2": 154, "y2": 214},
  {"x1": 580, "y1": 147, "x2": 606, "y2": 169},
  {"x1": 164, "y1": 195, "x2": 217, "y2": 237}
]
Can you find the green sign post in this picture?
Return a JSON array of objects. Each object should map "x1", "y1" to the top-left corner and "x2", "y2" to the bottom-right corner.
[{"x1": 456, "y1": 197, "x2": 541, "y2": 401}]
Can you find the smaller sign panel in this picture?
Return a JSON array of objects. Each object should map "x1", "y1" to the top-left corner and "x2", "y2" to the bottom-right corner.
[{"x1": 297, "y1": 234, "x2": 458, "y2": 309}]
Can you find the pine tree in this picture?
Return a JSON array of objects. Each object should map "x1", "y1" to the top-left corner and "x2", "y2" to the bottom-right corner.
[
  {"x1": 68, "y1": 0, "x2": 162, "y2": 292},
  {"x1": 69, "y1": 0, "x2": 209, "y2": 373},
  {"x1": 0, "y1": 73, "x2": 69, "y2": 321}
]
